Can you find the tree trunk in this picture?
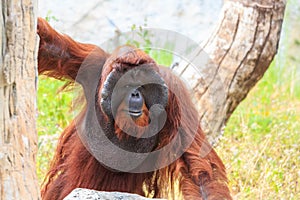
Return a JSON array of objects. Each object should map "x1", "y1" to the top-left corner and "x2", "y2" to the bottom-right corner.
[
  {"x1": 174, "y1": 0, "x2": 286, "y2": 143},
  {"x1": 0, "y1": 0, "x2": 39, "y2": 199}
]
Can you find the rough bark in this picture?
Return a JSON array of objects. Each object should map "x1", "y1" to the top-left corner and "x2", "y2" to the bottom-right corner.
[
  {"x1": 0, "y1": 0, "x2": 39, "y2": 199},
  {"x1": 174, "y1": 0, "x2": 286, "y2": 143}
]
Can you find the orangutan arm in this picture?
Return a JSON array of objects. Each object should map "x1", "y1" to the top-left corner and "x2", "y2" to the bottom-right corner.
[{"x1": 37, "y1": 17, "x2": 108, "y2": 81}]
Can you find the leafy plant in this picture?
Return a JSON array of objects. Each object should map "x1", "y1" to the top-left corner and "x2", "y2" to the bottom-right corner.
[
  {"x1": 45, "y1": 10, "x2": 58, "y2": 23},
  {"x1": 126, "y1": 18, "x2": 174, "y2": 66}
]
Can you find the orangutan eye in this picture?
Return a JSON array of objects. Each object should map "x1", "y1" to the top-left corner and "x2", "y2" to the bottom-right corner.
[
  {"x1": 123, "y1": 85, "x2": 132, "y2": 91},
  {"x1": 124, "y1": 85, "x2": 140, "y2": 90}
]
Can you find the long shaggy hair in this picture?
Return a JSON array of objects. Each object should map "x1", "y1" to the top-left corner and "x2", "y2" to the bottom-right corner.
[{"x1": 37, "y1": 18, "x2": 232, "y2": 200}]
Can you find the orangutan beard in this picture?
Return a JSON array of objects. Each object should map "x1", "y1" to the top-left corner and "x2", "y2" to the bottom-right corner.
[{"x1": 114, "y1": 101, "x2": 150, "y2": 140}]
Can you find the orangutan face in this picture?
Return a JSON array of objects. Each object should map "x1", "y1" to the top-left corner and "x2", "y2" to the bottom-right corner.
[{"x1": 95, "y1": 46, "x2": 168, "y2": 153}]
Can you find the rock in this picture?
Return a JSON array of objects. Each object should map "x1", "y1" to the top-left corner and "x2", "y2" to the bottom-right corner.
[{"x1": 64, "y1": 188, "x2": 166, "y2": 200}]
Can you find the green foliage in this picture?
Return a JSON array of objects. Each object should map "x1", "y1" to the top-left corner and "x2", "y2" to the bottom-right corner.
[
  {"x1": 127, "y1": 18, "x2": 152, "y2": 52},
  {"x1": 127, "y1": 18, "x2": 174, "y2": 66},
  {"x1": 45, "y1": 10, "x2": 58, "y2": 22},
  {"x1": 149, "y1": 49, "x2": 174, "y2": 67},
  {"x1": 36, "y1": 77, "x2": 73, "y2": 183}
]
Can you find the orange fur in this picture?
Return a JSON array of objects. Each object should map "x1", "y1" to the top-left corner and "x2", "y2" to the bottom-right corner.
[
  {"x1": 37, "y1": 18, "x2": 232, "y2": 200},
  {"x1": 115, "y1": 101, "x2": 149, "y2": 140}
]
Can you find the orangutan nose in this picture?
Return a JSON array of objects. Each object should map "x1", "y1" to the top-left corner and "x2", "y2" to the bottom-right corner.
[{"x1": 128, "y1": 89, "x2": 143, "y2": 117}]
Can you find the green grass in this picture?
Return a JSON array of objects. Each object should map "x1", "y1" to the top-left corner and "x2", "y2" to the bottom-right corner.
[
  {"x1": 216, "y1": 62, "x2": 300, "y2": 199},
  {"x1": 37, "y1": 77, "x2": 73, "y2": 183},
  {"x1": 36, "y1": 1, "x2": 300, "y2": 198}
]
